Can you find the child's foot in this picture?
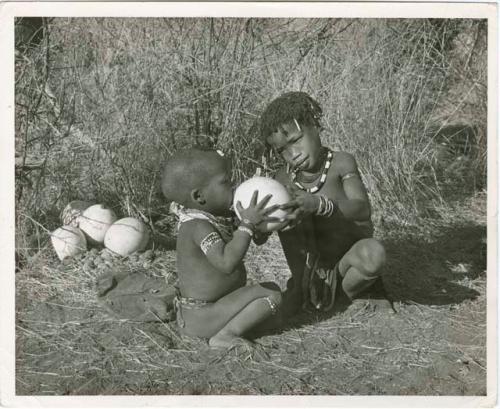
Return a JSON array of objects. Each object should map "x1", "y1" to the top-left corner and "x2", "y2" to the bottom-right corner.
[
  {"x1": 351, "y1": 297, "x2": 395, "y2": 313},
  {"x1": 350, "y1": 277, "x2": 396, "y2": 314},
  {"x1": 208, "y1": 333, "x2": 270, "y2": 361}
]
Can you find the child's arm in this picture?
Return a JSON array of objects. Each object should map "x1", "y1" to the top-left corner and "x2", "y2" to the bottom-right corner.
[
  {"x1": 329, "y1": 151, "x2": 371, "y2": 220},
  {"x1": 193, "y1": 192, "x2": 278, "y2": 274},
  {"x1": 192, "y1": 221, "x2": 252, "y2": 275},
  {"x1": 252, "y1": 231, "x2": 271, "y2": 246},
  {"x1": 281, "y1": 152, "x2": 371, "y2": 222}
]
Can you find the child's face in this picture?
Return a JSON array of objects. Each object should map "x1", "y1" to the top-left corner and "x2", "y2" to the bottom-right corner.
[
  {"x1": 267, "y1": 120, "x2": 323, "y2": 173},
  {"x1": 202, "y1": 158, "x2": 234, "y2": 216}
]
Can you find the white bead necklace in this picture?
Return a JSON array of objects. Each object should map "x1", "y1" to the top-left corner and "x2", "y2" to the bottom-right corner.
[{"x1": 291, "y1": 149, "x2": 333, "y2": 193}]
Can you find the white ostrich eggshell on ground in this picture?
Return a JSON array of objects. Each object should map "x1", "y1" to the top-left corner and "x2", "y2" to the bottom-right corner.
[
  {"x1": 51, "y1": 226, "x2": 87, "y2": 260},
  {"x1": 60, "y1": 200, "x2": 93, "y2": 227},
  {"x1": 104, "y1": 217, "x2": 150, "y2": 256},
  {"x1": 79, "y1": 204, "x2": 117, "y2": 245},
  {"x1": 233, "y1": 176, "x2": 291, "y2": 230}
]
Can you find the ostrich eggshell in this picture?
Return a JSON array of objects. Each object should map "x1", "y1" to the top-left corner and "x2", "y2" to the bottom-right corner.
[
  {"x1": 60, "y1": 200, "x2": 93, "y2": 227},
  {"x1": 51, "y1": 226, "x2": 87, "y2": 261},
  {"x1": 233, "y1": 176, "x2": 291, "y2": 230},
  {"x1": 79, "y1": 204, "x2": 117, "y2": 245},
  {"x1": 104, "y1": 217, "x2": 150, "y2": 256}
]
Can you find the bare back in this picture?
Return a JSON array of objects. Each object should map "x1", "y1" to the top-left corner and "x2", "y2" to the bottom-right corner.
[{"x1": 176, "y1": 219, "x2": 246, "y2": 301}]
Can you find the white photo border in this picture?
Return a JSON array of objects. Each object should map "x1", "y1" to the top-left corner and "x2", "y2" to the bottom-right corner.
[{"x1": 0, "y1": 2, "x2": 497, "y2": 408}]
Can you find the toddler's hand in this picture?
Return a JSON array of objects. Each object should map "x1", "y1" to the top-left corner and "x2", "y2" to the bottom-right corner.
[
  {"x1": 236, "y1": 190, "x2": 280, "y2": 227},
  {"x1": 254, "y1": 218, "x2": 290, "y2": 234}
]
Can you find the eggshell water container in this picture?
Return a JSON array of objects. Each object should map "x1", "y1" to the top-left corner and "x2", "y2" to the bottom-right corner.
[
  {"x1": 233, "y1": 176, "x2": 291, "y2": 231},
  {"x1": 104, "y1": 217, "x2": 150, "y2": 256},
  {"x1": 51, "y1": 226, "x2": 87, "y2": 261},
  {"x1": 79, "y1": 204, "x2": 117, "y2": 246},
  {"x1": 60, "y1": 200, "x2": 93, "y2": 227}
]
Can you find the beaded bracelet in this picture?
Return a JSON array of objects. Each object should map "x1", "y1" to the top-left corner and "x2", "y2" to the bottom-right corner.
[
  {"x1": 237, "y1": 225, "x2": 254, "y2": 237},
  {"x1": 316, "y1": 195, "x2": 338, "y2": 217},
  {"x1": 264, "y1": 296, "x2": 278, "y2": 315},
  {"x1": 200, "y1": 231, "x2": 223, "y2": 254}
]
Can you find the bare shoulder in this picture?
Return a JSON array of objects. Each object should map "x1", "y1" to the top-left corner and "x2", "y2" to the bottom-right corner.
[
  {"x1": 181, "y1": 219, "x2": 217, "y2": 245},
  {"x1": 331, "y1": 150, "x2": 359, "y2": 175}
]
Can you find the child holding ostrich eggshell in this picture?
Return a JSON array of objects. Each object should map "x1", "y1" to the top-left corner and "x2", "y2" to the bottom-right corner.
[
  {"x1": 162, "y1": 148, "x2": 282, "y2": 349},
  {"x1": 259, "y1": 91, "x2": 394, "y2": 316}
]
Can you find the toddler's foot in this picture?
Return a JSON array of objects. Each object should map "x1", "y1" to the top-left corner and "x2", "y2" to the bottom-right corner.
[
  {"x1": 209, "y1": 333, "x2": 270, "y2": 361},
  {"x1": 208, "y1": 332, "x2": 253, "y2": 349}
]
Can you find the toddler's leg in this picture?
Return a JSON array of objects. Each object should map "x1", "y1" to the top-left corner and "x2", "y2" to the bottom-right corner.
[
  {"x1": 209, "y1": 291, "x2": 280, "y2": 348},
  {"x1": 180, "y1": 283, "x2": 281, "y2": 347},
  {"x1": 208, "y1": 283, "x2": 281, "y2": 347},
  {"x1": 337, "y1": 238, "x2": 393, "y2": 311}
]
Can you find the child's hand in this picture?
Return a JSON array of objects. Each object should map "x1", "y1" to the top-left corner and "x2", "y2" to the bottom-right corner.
[
  {"x1": 236, "y1": 190, "x2": 280, "y2": 227},
  {"x1": 255, "y1": 218, "x2": 290, "y2": 234},
  {"x1": 279, "y1": 185, "x2": 320, "y2": 221}
]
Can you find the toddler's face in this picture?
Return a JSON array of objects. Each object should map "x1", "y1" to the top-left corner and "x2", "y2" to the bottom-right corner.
[
  {"x1": 267, "y1": 120, "x2": 323, "y2": 173},
  {"x1": 202, "y1": 158, "x2": 234, "y2": 216}
]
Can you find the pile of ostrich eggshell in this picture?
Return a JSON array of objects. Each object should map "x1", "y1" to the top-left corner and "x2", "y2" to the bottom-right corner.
[{"x1": 51, "y1": 201, "x2": 150, "y2": 261}]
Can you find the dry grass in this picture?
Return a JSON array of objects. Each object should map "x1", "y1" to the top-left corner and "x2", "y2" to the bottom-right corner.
[
  {"x1": 16, "y1": 194, "x2": 486, "y2": 395},
  {"x1": 15, "y1": 19, "x2": 486, "y2": 241}
]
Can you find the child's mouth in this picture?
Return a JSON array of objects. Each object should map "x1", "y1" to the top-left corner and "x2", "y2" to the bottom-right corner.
[
  {"x1": 229, "y1": 187, "x2": 236, "y2": 211},
  {"x1": 294, "y1": 157, "x2": 309, "y2": 170}
]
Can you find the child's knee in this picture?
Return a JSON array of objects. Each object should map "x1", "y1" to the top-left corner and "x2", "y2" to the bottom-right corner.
[
  {"x1": 256, "y1": 282, "x2": 282, "y2": 304},
  {"x1": 260, "y1": 281, "x2": 281, "y2": 293},
  {"x1": 264, "y1": 292, "x2": 282, "y2": 316},
  {"x1": 359, "y1": 239, "x2": 385, "y2": 278}
]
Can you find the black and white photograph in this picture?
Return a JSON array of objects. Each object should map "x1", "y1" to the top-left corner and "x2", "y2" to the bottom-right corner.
[{"x1": 1, "y1": 1, "x2": 497, "y2": 406}]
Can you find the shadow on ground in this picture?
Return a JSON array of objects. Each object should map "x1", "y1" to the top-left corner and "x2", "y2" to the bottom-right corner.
[
  {"x1": 263, "y1": 220, "x2": 487, "y2": 332},
  {"x1": 382, "y1": 222, "x2": 486, "y2": 305}
]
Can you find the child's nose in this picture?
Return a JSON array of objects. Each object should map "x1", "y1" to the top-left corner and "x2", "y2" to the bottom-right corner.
[{"x1": 290, "y1": 148, "x2": 302, "y2": 162}]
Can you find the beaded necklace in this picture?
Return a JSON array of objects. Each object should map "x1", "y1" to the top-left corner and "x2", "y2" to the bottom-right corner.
[
  {"x1": 169, "y1": 202, "x2": 234, "y2": 242},
  {"x1": 291, "y1": 149, "x2": 333, "y2": 193}
]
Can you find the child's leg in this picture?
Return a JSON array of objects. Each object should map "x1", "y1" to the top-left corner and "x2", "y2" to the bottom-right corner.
[
  {"x1": 337, "y1": 238, "x2": 390, "y2": 305},
  {"x1": 180, "y1": 283, "x2": 281, "y2": 346},
  {"x1": 209, "y1": 295, "x2": 279, "y2": 348},
  {"x1": 278, "y1": 217, "x2": 316, "y2": 313}
]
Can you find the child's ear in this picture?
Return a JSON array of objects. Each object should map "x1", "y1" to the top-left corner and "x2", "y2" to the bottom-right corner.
[{"x1": 191, "y1": 188, "x2": 206, "y2": 205}]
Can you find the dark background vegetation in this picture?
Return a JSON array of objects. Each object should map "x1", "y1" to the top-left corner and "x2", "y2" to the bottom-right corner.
[{"x1": 15, "y1": 18, "x2": 486, "y2": 253}]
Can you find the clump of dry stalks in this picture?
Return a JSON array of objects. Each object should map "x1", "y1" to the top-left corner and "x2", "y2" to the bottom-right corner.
[{"x1": 15, "y1": 18, "x2": 486, "y2": 257}]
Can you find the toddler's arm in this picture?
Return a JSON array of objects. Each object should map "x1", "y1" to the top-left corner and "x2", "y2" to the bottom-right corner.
[
  {"x1": 193, "y1": 221, "x2": 252, "y2": 275},
  {"x1": 193, "y1": 191, "x2": 279, "y2": 274}
]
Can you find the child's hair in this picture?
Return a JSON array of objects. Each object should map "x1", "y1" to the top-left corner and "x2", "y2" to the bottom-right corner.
[
  {"x1": 161, "y1": 148, "x2": 223, "y2": 205},
  {"x1": 260, "y1": 91, "x2": 323, "y2": 141}
]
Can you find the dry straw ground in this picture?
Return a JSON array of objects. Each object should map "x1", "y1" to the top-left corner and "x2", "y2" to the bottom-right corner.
[{"x1": 15, "y1": 18, "x2": 487, "y2": 395}]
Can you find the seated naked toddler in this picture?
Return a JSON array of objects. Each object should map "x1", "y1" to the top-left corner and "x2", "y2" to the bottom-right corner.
[{"x1": 161, "y1": 148, "x2": 283, "y2": 348}]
